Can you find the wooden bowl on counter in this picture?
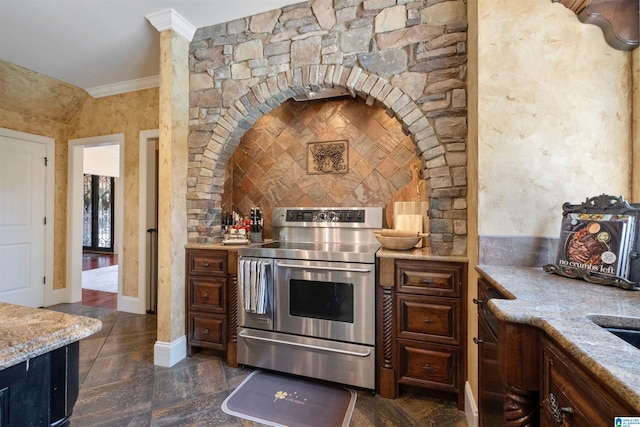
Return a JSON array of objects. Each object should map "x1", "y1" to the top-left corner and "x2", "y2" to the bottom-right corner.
[{"x1": 375, "y1": 234, "x2": 421, "y2": 250}]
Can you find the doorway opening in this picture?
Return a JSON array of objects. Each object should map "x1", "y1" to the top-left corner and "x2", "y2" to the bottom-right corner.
[
  {"x1": 68, "y1": 135, "x2": 123, "y2": 311},
  {"x1": 80, "y1": 144, "x2": 119, "y2": 309}
]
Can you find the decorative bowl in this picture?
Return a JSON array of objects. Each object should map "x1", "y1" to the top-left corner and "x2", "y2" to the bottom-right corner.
[{"x1": 375, "y1": 234, "x2": 421, "y2": 250}]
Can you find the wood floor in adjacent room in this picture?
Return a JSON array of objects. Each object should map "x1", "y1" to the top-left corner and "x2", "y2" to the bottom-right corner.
[
  {"x1": 47, "y1": 302, "x2": 469, "y2": 426},
  {"x1": 82, "y1": 252, "x2": 117, "y2": 310}
]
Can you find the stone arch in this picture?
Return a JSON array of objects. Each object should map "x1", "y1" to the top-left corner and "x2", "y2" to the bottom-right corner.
[{"x1": 188, "y1": 65, "x2": 464, "y2": 256}]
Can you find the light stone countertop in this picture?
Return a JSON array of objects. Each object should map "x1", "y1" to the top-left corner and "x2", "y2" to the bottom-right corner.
[
  {"x1": 185, "y1": 240, "x2": 273, "y2": 251},
  {"x1": 377, "y1": 246, "x2": 468, "y2": 263},
  {"x1": 477, "y1": 265, "x2": 640, "y2": 411},
  {"x1": 0, "y1": 302, "x2": 102, "y2": 370},
  {"x1": 187, "y1": 242, "x2": 470, "y2": 264}
]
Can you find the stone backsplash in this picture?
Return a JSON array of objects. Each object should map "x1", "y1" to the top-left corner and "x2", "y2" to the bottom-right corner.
[
  {"x1": 479, "y1": 235, "x2": 559, "y2": 267},
  {"x1": 222, "y1": 95, "x2": 422, "y2": 239},
  {"x1": 188, "y1": 0, "x2": 468, "y2": 256}
]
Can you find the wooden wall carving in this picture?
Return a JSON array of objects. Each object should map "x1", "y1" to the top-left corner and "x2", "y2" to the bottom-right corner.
[{"x1": 553, "y1": 0, "x2": 639, "y2": 51}]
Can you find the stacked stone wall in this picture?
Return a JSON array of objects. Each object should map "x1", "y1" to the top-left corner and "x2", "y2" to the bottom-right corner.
[{"x1": 188, "y1": 0, "x2": 468, "y2": 256}]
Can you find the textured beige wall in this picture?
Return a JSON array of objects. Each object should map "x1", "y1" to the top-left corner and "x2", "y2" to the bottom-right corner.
[
  {"x1": 156, "y1": 30, "x2": 189, "y2": 345},
  {"x1": 477, "y1": 0, "x2": 632, "y2": 237},
  {"x1": 0, "y1": 60, "x2": 158, "y2": 295},
  {"x1": 67, "y1": 88, "x2": 159, "y2": 297},
  {"x1": 0, "y1": 61, "x2": 89, "y2": 291},
  {"x1": 466, "y1": 0, "x2": 480, "y2": 402},
  {"x1": 633, "y1": 48, "x2": 639, "y2": 201}
]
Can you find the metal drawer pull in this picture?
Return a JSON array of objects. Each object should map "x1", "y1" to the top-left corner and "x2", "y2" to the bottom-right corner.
[
  {"x1": 239, "y1": 331, "x2": 371, "y2": 357},
  {"x1": 423, "y1": 317, "x2": 433, "y2": 323},
  {"x1": 473, "y1": 298, "x2": 483, "y2": 305},
  {"x1": 202, "y1": 292, "x2": 208, "y2": 298},
  {"x1": 473, "y1": 337, "x2": 483, "y2": 344},
  {"x1": 203, "y1": 262, "x2": 209, "y2": 267},
  {"x1": 276, "y1": 262, "x2": 371, "y2": 273},
  {"x1": 422, "y1": 364, "x2": 432, "y2": 371},
  {"x1": 203, "y1": 329, "x2": 209, "y2": 334},
  {"x1": 549, "y1": 393, "x2": 573, "y2": 423},
  {"x1": 422, "y1": 279, "x2": 433, "y2": 284}
]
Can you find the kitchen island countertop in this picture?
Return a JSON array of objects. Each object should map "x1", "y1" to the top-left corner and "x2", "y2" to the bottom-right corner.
[
  {"x1": 0, "y1": 302, "x2": 102, "y2": 370},
  {"x1": 477, "y1": 265, "x2": 640, "y2": 411}
]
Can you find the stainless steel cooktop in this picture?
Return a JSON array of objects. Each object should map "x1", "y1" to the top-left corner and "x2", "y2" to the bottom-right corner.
[{"x1": 238, "y1": 207, "x2": 383, "y2": 263}]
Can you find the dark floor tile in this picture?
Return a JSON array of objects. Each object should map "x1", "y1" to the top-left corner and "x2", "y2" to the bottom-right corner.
[
  {"x1": 81, "y1": 348, "x2": 156, "y2": 388},
  {"x1": 152, "y1": 357, "x2": 228, "y2": 410},
  {"x1": 72, "y1": 376, "x2": 154, "y2": 425},
  {"x1": 151, "y1": 391, "x2": 240, "y2": 427},
  {"x1": 98, "y1": 329, "x2": 157, "y2": 357},
  {"x1": 48, "y1": 303, "x2": 468, "y2": 427}
]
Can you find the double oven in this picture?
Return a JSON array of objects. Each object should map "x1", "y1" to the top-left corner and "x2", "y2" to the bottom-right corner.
[{"x1": 237, "y1": 207, "x2": 382, "y2": 390}]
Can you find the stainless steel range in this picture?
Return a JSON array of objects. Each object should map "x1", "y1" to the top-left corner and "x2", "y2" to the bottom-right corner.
[{"x1": 237, "y1": 206, "x2": 382, "y2": 390}]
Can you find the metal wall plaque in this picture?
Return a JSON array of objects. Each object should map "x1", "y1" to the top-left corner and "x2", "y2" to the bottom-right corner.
[{"x1": 307, "y1": 140, "x2": 348, "y2": 175}]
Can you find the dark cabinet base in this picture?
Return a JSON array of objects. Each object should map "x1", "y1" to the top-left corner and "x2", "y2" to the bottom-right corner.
[{"x1": 0, "y1": 342, "x2": 79, "y2": 427}]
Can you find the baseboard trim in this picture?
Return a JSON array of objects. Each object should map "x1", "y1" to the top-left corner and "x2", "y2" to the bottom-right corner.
[
  {"x1": 465, "y1": 381, "x2": 479, "y2": 427},
  {"x1": 154, "y1": 335, "x2": 187, "y2": 367},
  {"x1": 117, "y1": 294, "x2": 147, "y2": 315}
]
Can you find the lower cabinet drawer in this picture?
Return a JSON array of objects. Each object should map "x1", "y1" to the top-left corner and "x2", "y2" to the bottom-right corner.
[
  {"x1": 189, "y1": 277, "x2": 226, "y2": 312},
  {"x1": 397, "y1": 295, "x2": 459, "y2": 344},
  {"x1": 397, "y1": 340, "x2": 460, "y2": 393},
  {"x1": 189, "y1": 314, "x2": 226, "y2": 350}
]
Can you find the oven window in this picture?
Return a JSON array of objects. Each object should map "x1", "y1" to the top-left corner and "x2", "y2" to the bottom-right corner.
[{"x1": 289, "y1": 279, "x2": 354, "y2": 323}]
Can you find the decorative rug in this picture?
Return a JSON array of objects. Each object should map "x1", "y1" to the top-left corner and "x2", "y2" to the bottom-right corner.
[
  {"x1": 222, "y1": 371, "x2": 357, "y2": 427},
  {"x1": 82, "y1": 265, "x2": 118, "y2": 293}
]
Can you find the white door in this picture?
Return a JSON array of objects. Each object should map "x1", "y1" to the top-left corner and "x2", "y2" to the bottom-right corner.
[{"x1": 0, "y1": 135, "x2": 46, "y2": 307}]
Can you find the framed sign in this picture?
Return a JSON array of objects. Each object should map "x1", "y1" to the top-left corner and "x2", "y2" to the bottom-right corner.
[
  {"x1": 307, "y1": 140, "x2": 348, "y2": 175},
  {"x1": 544, "y1": 194, "x2": 640, "y2": 291}
]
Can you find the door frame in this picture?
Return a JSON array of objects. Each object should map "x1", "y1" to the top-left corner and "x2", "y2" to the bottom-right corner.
[
  {"x1": 0, "y1": 128, "x2": 55, "y2": 306},
  {"x1": 138, "y1": 129, "x2": 159, "y2": 314},
  {"x1": 67, "y1": 134, "x2": 124, "y2": 306}
]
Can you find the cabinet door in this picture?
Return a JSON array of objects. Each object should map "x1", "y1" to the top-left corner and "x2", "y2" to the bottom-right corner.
[
  {"x1": 189, "y1": 277, "x2": 226, "y2": 313},
  {"x1": 478, "y1": 316, "x2": 503, "y2": 427},
  {"x1": 396, "y1": 295, "x2": 460, "y2": 345},
  {"x1": 397, "y1": 340, "x2": 461, "y2": 393},
  {"x1": 540, "y1": 338, "x2": 634, "y2": 426},
  {"x1": 396, "y1": 260, "x2": 463, "y2": 297}
]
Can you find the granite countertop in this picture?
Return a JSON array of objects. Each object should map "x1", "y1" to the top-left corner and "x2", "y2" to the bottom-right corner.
[
  {"x1": 189, "y1": 241, "x2": 470, "y2": 263},
  {"x1": 0, "y1": 302, "x2": 102, "y2": 370},
  {"x1": 185, "y1": 240, "x2": 273, "y2": 251},
  {"x1": 377, "y1": 246, "x2": 468, "y2": 263},
  {"x1": 477, "y1": 265, "x2": 640, "y2": 411}
]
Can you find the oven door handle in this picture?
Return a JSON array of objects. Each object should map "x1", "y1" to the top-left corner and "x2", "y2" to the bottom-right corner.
[
  {"x1": 275, "y1": 261, "x2": 371, "y2": 273},
  {"x1": 238, "y1": 330, "x2": 371, "y2": 357}
]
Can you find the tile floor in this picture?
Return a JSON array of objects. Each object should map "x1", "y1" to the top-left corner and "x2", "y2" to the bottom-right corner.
[{"x1": 49, "y1": 303, "x2": 468, "y2": 427}]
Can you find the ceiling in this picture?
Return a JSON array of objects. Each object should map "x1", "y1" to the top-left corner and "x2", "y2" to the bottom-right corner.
[{"x1": 0, "y1": 0, "x2": 303, "y2": 97}]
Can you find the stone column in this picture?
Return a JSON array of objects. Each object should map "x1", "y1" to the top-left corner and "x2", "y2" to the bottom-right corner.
[{"x1": 147, "y1": 9, "x2": 194, "y2": 367}]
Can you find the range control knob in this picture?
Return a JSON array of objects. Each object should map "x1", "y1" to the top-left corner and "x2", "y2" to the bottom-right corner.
[
  {"x1": 317, "y1": 212, "x2": 327, "y2": 221},
  {"x1": 287, "y1": 211, "x2": 296, "y2": 220}
]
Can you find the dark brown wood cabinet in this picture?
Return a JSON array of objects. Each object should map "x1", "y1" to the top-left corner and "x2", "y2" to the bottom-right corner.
[
  {"x1": 475, "y1": 277, "x2": 505, "y2": 427},
  {"x1": 476, "y1": 273, "x2": 637, "y2": 426},
  {"x1": 186, "y1": 248, "x2": 235, "y2": 358},
  {"x1": 377, "y1": 257, "x2": 466, "y2": 409},
  {"x1": 540, "y1": 337, "x2": 635, "y2": 426}
]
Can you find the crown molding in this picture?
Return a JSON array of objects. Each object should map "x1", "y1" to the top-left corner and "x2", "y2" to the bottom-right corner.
[
  {"x1": 86, "y1": 75, "x2": 159, "y2": 98},
  {"x1": 145, "y1": 8, "x2": 196, "y2": 42}
]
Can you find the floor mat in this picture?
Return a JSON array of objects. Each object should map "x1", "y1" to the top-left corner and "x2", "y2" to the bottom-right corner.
[{"x1": 222, "y1": 370, "x2": 357, "y2": 427}]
